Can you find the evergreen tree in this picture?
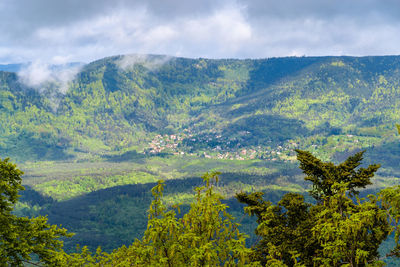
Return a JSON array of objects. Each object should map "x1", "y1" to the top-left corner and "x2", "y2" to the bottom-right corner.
[
  {"x1": 237, "y1": 150, "x2": 397, "y2": 266},
  {"x1": 296, "y1": 149, "x2": 380, "y2": 202}
]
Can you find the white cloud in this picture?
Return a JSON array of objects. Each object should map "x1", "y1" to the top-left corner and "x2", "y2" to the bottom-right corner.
[
  {"x1": 1, "y1": 0, "x2": 400, "y2": 64},
  {"x1": 116, "y1": 54, "x2": 172, "y2": 70},
  {"x1": 18, "y1": 61, "x2": 82, "y2": 93},
  {"x1": 18, "y1": 62, "x2": 53, "y2": 88}
]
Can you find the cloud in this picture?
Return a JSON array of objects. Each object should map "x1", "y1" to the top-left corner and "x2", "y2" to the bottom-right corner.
[
  {"x1": 116, "y1": 54, "x2": 172, "y2": 71},
  {"x1": 1, "y1": 0, "x2": 400, "y2": 64},
  {"x1": 18, "y1": 61, "x2": 83, "y2": 93}
]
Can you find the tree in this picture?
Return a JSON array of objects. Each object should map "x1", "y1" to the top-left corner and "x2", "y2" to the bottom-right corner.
[
  {"x1": 0, "y1": 158, "x2": 71, "y2": 266},
  {"x1": 296, "y1": 149, "x2": 380, "y2": 202},
  {"x1": 64, "y1": 172, "x2": 258, "y2": 266},
  {"x1": 236, "y1": 191, "x2": 316, "y2": 266},
  {"x1": 108, "y1": 172, "x2": 257, "y2": 266},
  {"x1": 311, "y1": 182, "x2": 390, "y2": 266},
  {"x1": 379, "y1": 185, "x2": 400, "y2": 258},
  {"x1": 237, "y1": 150, "x2": 396, "y2": 266}
]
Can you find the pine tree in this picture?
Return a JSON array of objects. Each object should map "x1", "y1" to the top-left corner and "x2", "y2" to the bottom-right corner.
[
  {"x1": 237, "y1": 150, "x2": 396, "y2": 266},
  {"x1": 295, "y1": 149, "x2": 379, "y2": 202}
]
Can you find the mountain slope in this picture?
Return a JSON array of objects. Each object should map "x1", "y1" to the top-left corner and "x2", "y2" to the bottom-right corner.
[
  {"x1": 1, "y1": 55, "x2": 400, "y2": 166},
  {"x1": 4, "y1": 54, "x2": 400, "y2": 255}
]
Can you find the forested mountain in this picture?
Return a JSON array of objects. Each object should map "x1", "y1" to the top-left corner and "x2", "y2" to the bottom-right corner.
[
  {"x1": 1, "y1": 55, "x2": 400, "y2": 164},
  {"x1": 2, "y1": 55, "x2": 400, "y2": 259}
]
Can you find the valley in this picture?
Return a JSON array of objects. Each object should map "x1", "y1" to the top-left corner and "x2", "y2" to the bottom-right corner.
[{"x1": 2, "y1": 54, "x2": 400, "y2": 256}]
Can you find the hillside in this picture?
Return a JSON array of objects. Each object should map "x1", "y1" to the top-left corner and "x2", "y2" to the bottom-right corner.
[
  {"x1": 2, "y1": 54, "x2": 400, "y2": 252},
  {"x1": 1, "y1": 55, "x2": 400, "y2": 166}
]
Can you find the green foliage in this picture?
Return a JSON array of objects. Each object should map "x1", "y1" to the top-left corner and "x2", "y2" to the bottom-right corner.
[
  {"x1": 236, "y1": 191, "x2": 315, "y2": 266},
  {"x1": 379, "y1": 186, "x2": 400, "y2": 257},
  {"x1": 52, "y1": 172, "x2": 258, "y2": 266},
  {"x1": 0, "y1": 158, "x2": 70, "y2": 266},
  {"x1": 237, "y1": 151, "x2": 398, "y2": 266},
  {"x1": 101, "y1": 172, "x2": 255, "y2": 266},
  {"x1": 222, "y1": 114, "x2": 309, "y2": 146},
  {"x1": 312, "y1": 183, "x2": 390, "y2": 266},
  {"x1": 4, "y1": 54, "x2": 400, "y2": 264},
  {"x1": 296, "y1": 149, "x2": 380, "y2": 202},
  {"x1": 3, "y1": 55, "x2": 400, "y2": 165},
  {"x1": 3, "y1": 151, "x2": 400, "y2": 266}
]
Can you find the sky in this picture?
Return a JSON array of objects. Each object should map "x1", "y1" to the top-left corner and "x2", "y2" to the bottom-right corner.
[{"x1": 1, "y1": 0, "x2": 400, "y2": 64}]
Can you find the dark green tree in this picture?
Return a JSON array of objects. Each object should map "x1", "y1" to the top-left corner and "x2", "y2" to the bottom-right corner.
[
  {"x1": 0, "y1": 158, "x2": 71, "y2": 266},
  {"x1": 296, "y1": 149, "x2": 380, "y2": 202},
  {"x1": 237, "y1": 150, "x2": 395, "y2": 266},
  {"x1": 236, "y1": 191, "x2": 316, "y2": 266}
]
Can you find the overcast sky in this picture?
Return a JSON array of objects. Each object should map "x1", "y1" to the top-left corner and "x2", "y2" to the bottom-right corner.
[{"x1": 1, "y1": 0, "x2": 400, "y2": 64}]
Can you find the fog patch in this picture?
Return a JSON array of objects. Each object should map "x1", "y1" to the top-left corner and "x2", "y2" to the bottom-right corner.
[
  {"x1": 116, "y1": 54, "x2": 172, "y2": 71},
  {"x1": 17, "y1": 61, "x2": 84, "y2": 111},
  {"x1": 18, "y1": 61, "x2": 83, "y2": 94}
]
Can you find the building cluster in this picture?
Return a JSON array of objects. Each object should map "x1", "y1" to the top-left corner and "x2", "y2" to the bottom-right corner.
[{"x1": 144, "y1": 130, "x2": 300, "y2": 163}]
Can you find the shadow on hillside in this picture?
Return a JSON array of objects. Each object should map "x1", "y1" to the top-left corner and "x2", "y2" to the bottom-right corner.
[
  {"x1": 102, "y1": 150, "x2": 147, "y2": 163},
  {"x1": 220, "y1": 114, "x2": 310, "y2": 146},
  {"x1": 330, "y1": 140, "x2": 400, "y2": 174},
  {"x1": 1, "y1": 130, "x2": 73, "y2": 162},
  {"x1": 39, "y1": 170, "x2": 301, "y2": 251},
  {"x1": 244, "y1": 57, "x2": 323, "y2": 95},
  {"x1": 362, "y1": 141, "x2": 400, "y2": 174},
  {"x1": 19, "y1": 185, "x2": 55, "y2": 206}
]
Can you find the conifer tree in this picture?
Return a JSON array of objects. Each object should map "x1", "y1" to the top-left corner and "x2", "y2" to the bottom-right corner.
[
  {"x1": 237, "y1": 150, "x2": 396, "y2": 266},
  {"x1": 295, "y1": 149, "x2": 379, "y2": 202}
]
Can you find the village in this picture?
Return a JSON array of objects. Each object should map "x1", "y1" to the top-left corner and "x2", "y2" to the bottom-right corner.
[{"x1": 144, "y1": 130, "x2": 300, "y2": 162}]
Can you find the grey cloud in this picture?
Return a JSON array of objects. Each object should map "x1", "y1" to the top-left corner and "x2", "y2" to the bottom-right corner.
[
  {"x1": 240, "y1": 0, "x2": 400, "y2": 22},
  {"x1": 1, "y1": 0, "x2": 400, "y2": 64}
]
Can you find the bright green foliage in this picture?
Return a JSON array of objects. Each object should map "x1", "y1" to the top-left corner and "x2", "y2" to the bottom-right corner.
[
  {"x1": 237, "y1": 151, "x2": 397, "y2": 266},
  {"x1": 105, "y1": 172, "x2": 256, "y2": 266},
  {"x1": 57, "y1": 246, "x2": 111, "y2": 266},
  {"x1": 4, "y1": 55, "x2": 400, "y2": 166},
  {"x1": 296, "y1": 149, "x2": 380, "y2": 202},
  {"x1": 0, "y1": 158, "x2": 70, "y2": 266},
  {"x1": 59, "y1": 172, "x2": 257, "y2": 266}
]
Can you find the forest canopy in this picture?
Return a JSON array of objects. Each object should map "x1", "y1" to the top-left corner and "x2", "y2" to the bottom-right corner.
[{"x1": 2, "y1": 150, "x2": 400, "y2": 266}]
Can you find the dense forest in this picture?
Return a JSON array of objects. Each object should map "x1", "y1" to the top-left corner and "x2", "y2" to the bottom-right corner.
[
  {"x1": 2, "y1": 55, "x2": 400, "y2": 265},
  {"x1": 2, "y1": 150, "x2": 400, "y2": 266},
  {"x1": 2, "y1": 55, "x2": 400, "y2": 165}
]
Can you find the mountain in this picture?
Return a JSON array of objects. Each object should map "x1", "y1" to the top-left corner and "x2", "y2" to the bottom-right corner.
[
  {"x1": 3, "y1": 54, "x2": 400, "y2": 253},
  {"x1": 1, "y1": 55, "x2": 400, "y2": 165}
]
